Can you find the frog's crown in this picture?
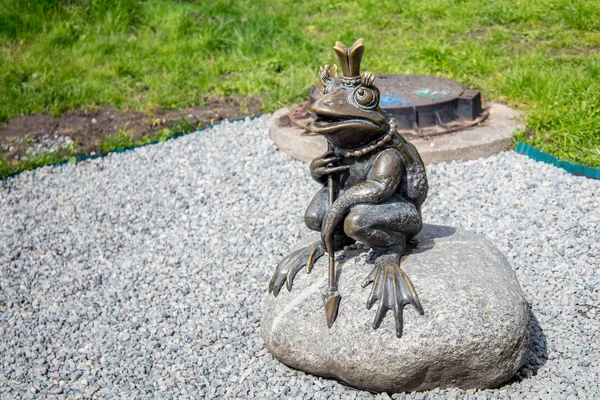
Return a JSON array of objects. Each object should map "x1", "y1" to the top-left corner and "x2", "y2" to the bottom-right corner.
[
  {"x1": 333, "y1": 38, "x2": 364, "y2": 78},
  {"x1": 317, "y1": 38, "x2": 375, "y2": 90}
]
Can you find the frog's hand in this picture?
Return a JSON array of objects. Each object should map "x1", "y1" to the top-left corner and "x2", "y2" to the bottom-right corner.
[
  {"x1": 362, "y1": 257, "x2": 424, "y2": 338},
  {"x1": 268, "y1": 241, "x2": 324, "y2": 297}
]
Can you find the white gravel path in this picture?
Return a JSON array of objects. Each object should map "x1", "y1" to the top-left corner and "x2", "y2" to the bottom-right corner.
[{"x1": 1, "y1": 116, "x2": 598, "y2": 399}]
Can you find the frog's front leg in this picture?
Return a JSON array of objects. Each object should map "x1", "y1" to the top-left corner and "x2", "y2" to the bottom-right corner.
[
  {"x1": 305, "y1": 186, "x2": 356, "y2": 250},
  {"x1": 319, "y1": 148, "x2": 403, "y2": 255}
]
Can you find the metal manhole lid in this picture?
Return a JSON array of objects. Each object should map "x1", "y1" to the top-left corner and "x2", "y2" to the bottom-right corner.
[{"x1": 375, "y1": 74, "x2": 465, "y2": 108}]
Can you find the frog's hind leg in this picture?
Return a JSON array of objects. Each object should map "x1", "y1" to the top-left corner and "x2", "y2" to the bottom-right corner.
[
  {"x1": 362, "y1": 247, "x2": 424, "y2": 338},
  {"x1": 268, "y1": 241, "x2": 324, "y2": 296},
  {"x1": 343, "y1": 195, "x2": 424, "y2": 337}
]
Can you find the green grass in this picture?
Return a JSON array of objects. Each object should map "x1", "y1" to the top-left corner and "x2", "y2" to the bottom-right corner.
[{"x1": 1, "y1": 0, "x2": 600, "y2": 168}]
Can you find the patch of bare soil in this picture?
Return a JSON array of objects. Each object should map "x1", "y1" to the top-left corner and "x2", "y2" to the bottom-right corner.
[{"x1": 0, "y1": 95, "x2": 261, "y2": 160}]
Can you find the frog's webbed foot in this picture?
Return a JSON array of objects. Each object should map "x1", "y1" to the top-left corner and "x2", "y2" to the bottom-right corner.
[
  {"x1": 268, "y1": 241, "x2": 324, "y2": 296},
  {"x1": 362, "y1": 250, "x2": 424, "y2": 338}
]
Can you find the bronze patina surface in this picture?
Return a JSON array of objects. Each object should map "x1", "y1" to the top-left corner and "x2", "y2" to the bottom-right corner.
[
  {"x1": 268, "y1": 39, "x2": 429, "y2": 338},
  {"x1": 308, "y1": 74, "x2": 488, "y2": 137}
]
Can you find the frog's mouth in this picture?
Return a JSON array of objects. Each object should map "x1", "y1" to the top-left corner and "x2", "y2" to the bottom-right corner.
[{"x1": 310, "y1": 116, "x2": 378, "y2": 134}]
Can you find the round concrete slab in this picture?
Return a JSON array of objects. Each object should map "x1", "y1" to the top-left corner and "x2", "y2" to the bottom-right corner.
[{"x1": 269, "y1": 103, "x2": 523, "y2": 164}]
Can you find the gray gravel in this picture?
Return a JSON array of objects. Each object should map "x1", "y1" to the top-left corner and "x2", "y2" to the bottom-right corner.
[
  {"x1": 1, "y1": 134, "x2": 74, "y2": 160},
  {"x1": 1, "y1": 116, "x2": 599, "y2": 399}
]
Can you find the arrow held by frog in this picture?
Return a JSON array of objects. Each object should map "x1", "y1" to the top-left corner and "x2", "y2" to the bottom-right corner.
[{"x1": 322, "y1": 144, "x2": 341, "y2": 328}]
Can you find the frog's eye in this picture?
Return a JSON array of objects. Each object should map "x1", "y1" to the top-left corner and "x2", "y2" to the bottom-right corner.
[{"x1": 354, "y1": 87, "x2": 378, "y2": 109}]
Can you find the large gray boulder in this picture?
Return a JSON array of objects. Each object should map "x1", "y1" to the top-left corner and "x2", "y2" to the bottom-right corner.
[{"x1": 261, "y1": 224, "x2": 531, "y2": 393}]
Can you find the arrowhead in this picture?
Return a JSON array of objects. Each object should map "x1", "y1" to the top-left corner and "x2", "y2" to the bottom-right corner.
[{"x1": 322, "y1": 289, "x2": 341, "y2": 328}]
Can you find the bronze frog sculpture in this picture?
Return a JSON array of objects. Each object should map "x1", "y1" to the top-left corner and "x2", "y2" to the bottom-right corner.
[{"x1": 268, "y1": 39, "x2": 428, "y2": 338}]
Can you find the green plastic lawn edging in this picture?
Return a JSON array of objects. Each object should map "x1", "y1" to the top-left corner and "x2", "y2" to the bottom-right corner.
[
  {"x1": 516, "y1": 142, "x2": 600, "y2": 180},
  {"x1": 2, "y1": 115, "x2": 261, "y2": 180}
]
